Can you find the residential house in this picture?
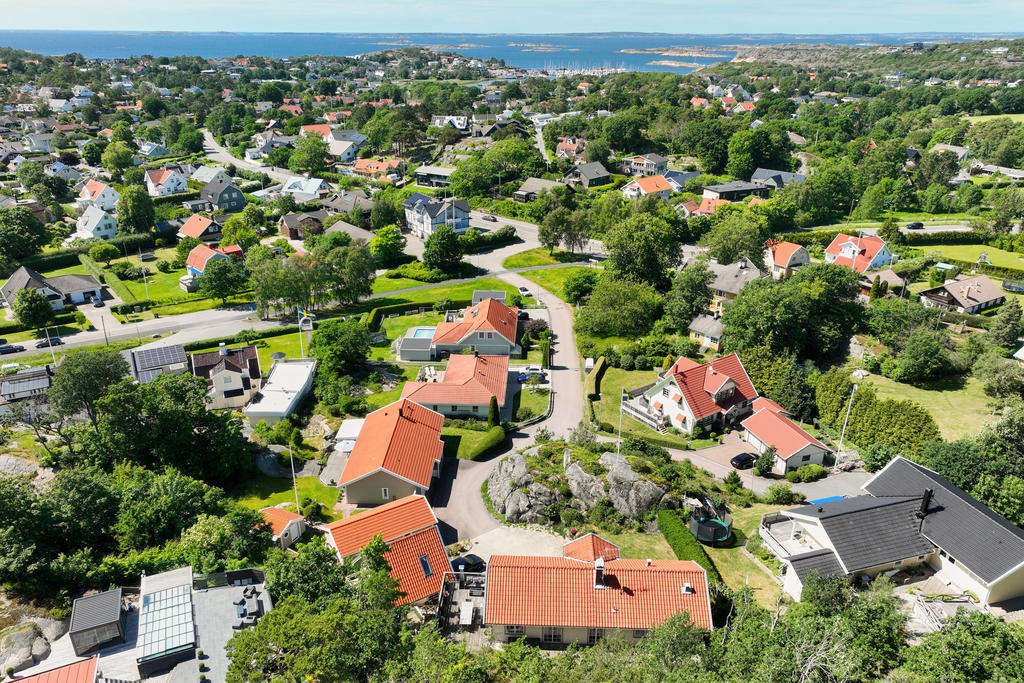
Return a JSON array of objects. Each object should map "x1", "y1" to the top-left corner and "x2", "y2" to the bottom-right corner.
[
  {"x1": 338, "y1": 399, "x2": 445, "y2": 506},
  {"x1": 278, "y1": 209, "x2": 329, "y2": 240},
  {"x1": 860, "y1": 269, "x2": 906, "y2": 297},
  {"x1": 765, "y1": 241, "x2": 810, "y2": 280},
  {"x1": 824, "y1": 234, "x2": 895, "y2": 274},
  {"x1": 126, "y1": 344, "x2": 189, "y2": 383},
  {"x1": 22, "y1": 133, "x2": 54, "y2": 153},
  {"x1": 741, "y1": 398, "x2": 829, "y2": 474},
  {"x1": 401, "y1": 353, "x2": 510, "y2": 417},
  {"x1": 762, "y1": 457, "x2": 1024, "y2": 606},
  {"x1": 144, "y1": 168, "x2": 188, "y2": 197},
  {"x1": 73, "y1": 205, "x2": 118, "y2": 241},
  {"x1": 0, "y1": 266, "x2": 101, "y2": 311},
  {"x1": 555, "y1": 136, "x2": 585, "y2": 162},
  {"x1": 43, "y1": 161, "x2": 83, "y2": 184},
  {"x1": 929, "y1": 143, "x2": 970, "y2": 164},
  {"x1": 702, "y1": 181, "x2": 770, "y2": 201},
  {"x1": 398, "y1": 298, "x2": 520, "y2": 361},
  {"x1": 176, "y1": 213, "x2": 220, "y2": 241},
  {"x1": 260, "y1": 507, "x2": 306, "y2": 549},
  {"x1": 402, "y1": 192, "x2": 470, "y2": 238},
  {"x1": 514, "y1": 177, "x2": 565, "y2": 202},
  {"x1": 138, "y1": 141, "x2": 168, "y2": 158},
  {"x1": 0, "y1": 365, "x2": 54, "y2": 406},
  {"x1": 750, "y1": 167, "x2": 806, "y2": 190},
  {"x1": 183, "y1": 243, "x2": 240, "y2": 285},
  {"x1": 430, "y1": 115, "x2": 469, "y2": 130},
  {"x1": 622, "y1": 175, "x2": 673, "y2": 200},
  {"x1": 191, "y1": 343, "x2": 262, "y2": 410},
  {"x1": 663, "y1": 170, "x2": 701, "y2": 191},
  {"x1": 319, "y1": 189, "x2": 373, "y2": 216},
  {"x1": 688, "y1": 315, "x2": 724, "y2": 352},
  {"x1": 707, "y1": 256, "x2": 763, "y2": 316},
  {"x1": 563, "y1": 161, "x2": 611, "y2": 188},
  {"x1": 626, "y1": 354, "x2": 758, "y2": 435},
  {"x1": 414, "y1": 165, "x2": 456, "y2": 188},
  {"x1": 353, "y1": 157, "x2": 405, "y2": 181},
  {"x1": 72, "y1": 85, "x2": 94, "y2": 99},
  {"x1": 244, "y1": 358, "x2": 317, "y2": 425},
  {"x1": 918, "y1": 274, "x2": 1005, "y2": 314},
  {"x1": 77, "y1": 179, "x2": 119, "y2": 211},
  {"x1": 280, "y1": 176, "x2": 330, "y2": 203},
  {"x1": 198, "y1": 178, "x2": 246, "y2": 212},
  {"x1": 190, "y1": 165, "x2": 232, "y2": 186},
  {"x1": 690, "y1": 97, "x2": 710, "y2": 109},
  {"x1": 486, "y1": 534, "x2": 711, "y2": 646},
  {"x1": 624, "y1": 153, "x2": 668, "y2": 176},
  {"x1": 321, "y1": 495, "x2": 449, "y2": 605},
  {"x1": 13, "y1": 657, "x2": 99, "y2": 683},
  {"x1": 906, "y1": 147, "x2": 923, "y2": 167}
]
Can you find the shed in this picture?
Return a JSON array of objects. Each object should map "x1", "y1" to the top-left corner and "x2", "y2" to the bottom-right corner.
[{"x1": 69, "y1": 587, "x2": 124, "y2": 655}]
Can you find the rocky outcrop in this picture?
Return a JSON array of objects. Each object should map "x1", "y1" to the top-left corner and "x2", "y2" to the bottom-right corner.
[
  {"x1": 599, "y1": 452, "x2": 666, "y2": 518},
  {"x1": 565, "y1": 462, "x2": 606, "y2": 507},
  {"x1": 488, "y1": 454, "x2": 549, "y2": 524}
]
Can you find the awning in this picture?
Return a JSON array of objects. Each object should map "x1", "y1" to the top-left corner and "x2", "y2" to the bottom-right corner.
[
  {"x1": 652, "y1": 401, "x2": 663, "y2": 411},
  {"x1": 672, "y1": 393, "x2": 682, "y2": 403}
]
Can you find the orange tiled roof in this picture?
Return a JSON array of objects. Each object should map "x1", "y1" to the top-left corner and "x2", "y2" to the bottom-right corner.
[
  {"x1": 380, "y1": 526, "x2": 449, "y2": 604},
  {"x1": 825, "y1": 234, "x2": 888, "y2": 274},
  {"x1": 741, "y1": 397, "x2": 827, "y2": 459},
  {"x1": 79, "y1": 179, "x2": 109, "y2": 201},
  {"x1": 631, "y1": 175, "x2": 672, "y2": 195},
  {"x1": 401, "y1": 354, "x2": 509, "y2": 407},
  {"x1": 564, "y1": 533, "x2": 620, "y2": 562},
  {"x1": 666, "y1": 353, "x2": 757, "y2": 421},
  {"x1": 178, "y1": 213, "x2": 215, "y2": 239},
  {"x1": 338, "y1": 399, "x2": 444, "y2": 488},
  {"x1": 698, "y1": 197, "x2": 730, "y2": 215},
  {"x1": 431, "y1": 298, "x2": 518, "y2": 346},
  {"x1": 260, "y1": 507, "x2": 304, "y2": 537},
  {"x1": 485, "y1": 555, "x2": 712, "y2": 631},
  {"x1": 769, "y1": 241, "x2": 804, "y2": 268},
  {"x1": 301, "y1": 123, "x2": 332, "y2": 139},
  {"x1": 186, "y1": 244, "x2": 219, "y2": 272},
  {"x1": 17, "y1": 656, "x2": 98, "y2": 683}
]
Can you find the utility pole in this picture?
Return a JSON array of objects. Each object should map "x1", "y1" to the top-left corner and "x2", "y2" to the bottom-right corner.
[
  {"x1": 835, "y1": 383, "x2": 858, "y2": 472},
  {"x1": 289, "y1": 443, "x2": 301, "y2": 513},
  {"x1": 100, "y1": 316, "x2": 109, "y2": 345},
  {"x1": 138, "y1": 249, "x2": 150, "y2": 300}
]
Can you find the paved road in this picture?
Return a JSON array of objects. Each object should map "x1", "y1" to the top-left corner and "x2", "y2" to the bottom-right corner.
[
  {"x1": 431, "y1": 457, "x2": 503, "y2": 543},
  {"x1": 533, "y1": 127, "x2": 551, "y2": 164},
  {"x1": 201, "y1": 129, "x2": 292, "y2": 184},
  {"x1": 813, "y1": 223, "x2": 971, "y2": 236}
]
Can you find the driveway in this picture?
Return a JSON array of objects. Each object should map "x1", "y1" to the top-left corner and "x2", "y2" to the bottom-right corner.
[
  {"x1": 431, "y1": 456, "x2": 503, "y2": 544},
  {"x1": 201, "y1": 129, "x2": 292, "y2": 184},
  {"x1": 468, "y1": 526, "x2": 565, "y2": 561}
]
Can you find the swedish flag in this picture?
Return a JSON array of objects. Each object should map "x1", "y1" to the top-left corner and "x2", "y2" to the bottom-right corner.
[
  {"x1": 621, "y1": 388, "x2": 629, "y2": 402},
  {"x1": 297, "y1": 306, "x2": 316, "y2": 320}
]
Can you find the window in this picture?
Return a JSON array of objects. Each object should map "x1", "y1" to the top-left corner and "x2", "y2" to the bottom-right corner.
[
  {"x1": 381, "y1": 487, "x2": 390, "y2": 500},
  {"x1": 632, "y1": 629, "x2": 648, "y2": 639},
  {"x1": 479, "y1": 331, "x2": 485, "y2": 338},
  {"x1": 801, "y1": 454, "x2": 811, "y2": 462},
  {"x1": 451, "y1": 405, "x2": 457, "y2": 412},
  {"x1": 432, "y1": 405, "x2": 438, "y2": 412},
  {"x1": 506, "y1": 625, "x2": 525, "y2": 638},
  {"x1": 223, "y1": 375, "x2": 231, "y2": 384},
  {"x1": 472, "y1": 405, "x2": 479, "y2": 413},
  {"x1": 662, "y1": 387, "x2": 670, "y2": 397},
  {"x1": 487, "y1": 332, "x2": 493, "y2": 339},
  {"x1": 893, "y1": 560, "x2": 903, "y2": 568},
  {"x1": 587, "y1": 628, "x2": 604, "y2": 645},
  {"x1": 542, "y1": 627, "x2": 562, "y2": 644},
  {"x1": 418, "y1": 554, "x2": 433, "y2": 578}
]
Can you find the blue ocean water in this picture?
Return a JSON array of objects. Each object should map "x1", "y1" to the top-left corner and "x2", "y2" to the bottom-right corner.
[{"x1": 0, "y1": 31, "x2": 1022, "y2": 73}]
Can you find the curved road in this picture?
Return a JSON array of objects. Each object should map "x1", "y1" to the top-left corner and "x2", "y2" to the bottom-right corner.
[{"x1": 201, "y1": 129, "x2": 293, "y2": 184}]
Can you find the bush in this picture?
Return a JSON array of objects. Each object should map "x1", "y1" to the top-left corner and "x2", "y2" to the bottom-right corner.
[
  {"x1": 763, "y1": 483, "x2": 804, "y2": 505},
  {"x1": 78, "y1": 253, "x2": 106, "y2": 283},
  {"x1": 155, "y1": 259, "x2": 172, "y2": 273},
  {"x1": 108, "y1": 261, "x2": 141, "y2": 280},
  {"x1": 785, "y1": 464, "x2": 827, "y2": 483},
  {"x1": 584, "y1": 356, "x2": 607, "y2": 401},
  {"x1": 103, "y1": 270, "x2": 136, "y2": 304},
  {"x1": 657, "y1": 509, "x2": 723, "y2": 586},
  {"x1": 385, "y1": 259, "x2": 448, "y2": 283},
  {"x1": 463, "y1": 425, "x2": 506, "y2": 460}
]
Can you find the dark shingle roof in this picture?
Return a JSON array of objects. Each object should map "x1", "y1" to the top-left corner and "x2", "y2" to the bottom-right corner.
[
  {"x1": 1, "y1": 266, "x2": 48, "y2": 303},
  {"x1": 788, "y1": 549, "x2": 844, "y2": 581},
  {"x1": 69, "y1": 588, "x2": 122, "y2": 634},
  {"x1": 864, "y1": 457, "x2": 1024, "y2": 583},
  {"x1": 568, "y1": 162, "x2": 609, "y2": 181},
  {"x1": 789, "y1": 495, "x2": 935, "y2": 573}
]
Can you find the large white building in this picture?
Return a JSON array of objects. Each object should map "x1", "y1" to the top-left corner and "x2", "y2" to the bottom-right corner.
[{"x1": 401, "y1": 192, "x2": 470, "y2": 239}]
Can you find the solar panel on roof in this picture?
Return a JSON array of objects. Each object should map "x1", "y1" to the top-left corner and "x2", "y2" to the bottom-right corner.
[
  {"x1": 133, "y1": 345, "x2": 186, "y2": 371},
  {"x1": 136, "y1": 583, "x2": 195, "y2": 661}
]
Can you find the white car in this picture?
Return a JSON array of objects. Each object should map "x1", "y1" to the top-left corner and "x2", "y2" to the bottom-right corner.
[{"x1": 517, "y1": 286, "x2": 531, "y2": 296}]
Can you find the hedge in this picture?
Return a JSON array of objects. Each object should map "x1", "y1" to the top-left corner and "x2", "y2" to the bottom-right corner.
[
  {"x1": 181, "y1": 325, "x2": 301, "y2": 352},
  {"x1": 15, "y1": 233, "x2": 158, "y2": 275},
  {"x1": 657, "y1": 509, "x2": 724, "y2": 587},
  {"x1": 463, "y1": 425, "x2": 507, "y2": 461},
  {"x1": 152, "y1": 190, "x2": 200, "y2": 206},
  {"x1": 783, "y1": 229, "x2": 985, "y2": 248},
  {"x1": 103, "y1": 271, "x2": 136, "y2": 305},
  {"x1": 537, "y1": 338, "x2": 551, "y2": 369},
  {"x1": 584, "y1": 356, "x2": 607, "y2": 401},
  {"x1": 940, "y1": 258, "x2": 1024, "y2": 282},
  {"x1": 78, "y1": 254, "x2": 106, "y2": 283},
  {"x1": 365, "y1": 298, "x2": 471, "y2": 332},
  {"x1": 0, "y1": 310, "x2": 79, "y2": 336}
]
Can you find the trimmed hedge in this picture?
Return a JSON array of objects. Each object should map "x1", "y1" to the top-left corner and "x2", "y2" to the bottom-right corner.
[
  {"x1": 152, "y1": 190, "x2": 200, "y2": 206},
  {"x1": 0, "y1": 310, "x2": 79, "y2": 336},
  {"x1": 783, "y1": 229, "x2": 985, "y2": 248},
  {"x1": 78, "y1": 254, "x2": 106, "y2": 283},
  {"x1": 15, "y1": 233, "x2": 158, "y2": 275},
  {"x1": 939, "y1": 258, "x2": 1024, "y2": 282},
  {"x1": 103, "y1": 271, "x2": 136, "y2": 305},
  {"x1": 463, "y1": 425, "x2": 507, "y2": 461},
  {"x1": 181, "y1": 325, "x2": 301, "y2": 352},
  {"x1": 537, "y1": 338, "x2": 551, "y2": 369},
  {"x1": 365, "y1": 298, "x2": 471, "y2": 332},
  {"x1": 658, "y1": 509, "x2": 724, "y2": 587},
  {"x1": 584, "y1": 356, "x2": 607, "y2": 401}
]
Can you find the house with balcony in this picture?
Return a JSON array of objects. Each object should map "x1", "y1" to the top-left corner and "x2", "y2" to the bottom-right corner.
[
  {"x1": 190, "y1": 343, "x2": 262, "y2": 410},
  {"x1": 396, "y1": 298, "x2": 520, "y2": 361},
  {"x1": 625, "y1": 354, "x2": 758, "y2": 435},
  {"x1": 760, "y1": 456, "x2": 1024, "y2": 606},
  {"x1": 918, "y1": 274, "x2": 1005, "y2": 314},
  {"x1": 623, "y1": 153, "x2": 668, "y2": 176},
  {"x1": 402, "y1": 192, "x2": 470, "y2": 239},
  {"x1": 707, "y1": 256, "x2": 763, "y2": 316}
]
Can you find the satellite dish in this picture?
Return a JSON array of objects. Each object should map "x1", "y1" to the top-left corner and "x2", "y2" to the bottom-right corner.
[{"x1": 270, "y1": 352, "x2": 286, "y2": 362}]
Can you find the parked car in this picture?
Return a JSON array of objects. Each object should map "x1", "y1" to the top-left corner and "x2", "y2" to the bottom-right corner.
[
  {"x1": 93, "y1": 296, "x2": 104, "y2": 307},
  {"x1": 730, "y1": 453, "x2": 756, "y2": 470},
  {"x1": 451, "y1": 554, "x2": 486, "y2": 573},
  {"x1": 517, "y1": 310, "x2": 530, "y2": 320},
  {"x1": 517, "y1": 286, "x2": 531, "y2": 296},
  {"x1": 905, "y1": 221, "x2": 924, "y2": 229},
  {"x1": 482, "y1": 214, "x2": 498, "y2": 222},
  {"x1": 0, "y1": 345, "x2": 25, "y2": 355},
  {"x1": 34, "y1": 337, "x2": 63, "y2": 348},
  {"x1": 518, "y1": 366, "x2": 546, "y2": 383}
]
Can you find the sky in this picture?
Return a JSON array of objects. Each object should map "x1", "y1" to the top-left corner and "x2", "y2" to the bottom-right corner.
[{"x1": 3, "y1": 0, "x2": 1024, "y2": 34}]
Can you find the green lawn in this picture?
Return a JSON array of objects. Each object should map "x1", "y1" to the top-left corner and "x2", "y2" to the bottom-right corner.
[
  {"x1": 107, "y1": 248, "x2": 189, "y2": 301},
  {"x1": 190, "y1": 331, "x2": 307, "y2": 376},
  {"x1": 372, "y1": 276, "x2": 430, "y2": 294},
  {"x1": 363, "y1": 364, "x2": 420, "y2": 411},
  {"x1": 441, "y1": 426, "x2": 491, "y2": 459},
  {"x1": 863, "y1": 372, "x2": 994, "y2": 440},
  {"x1": 502, "y1": 248, "x2": 582, "y2": 269},
  {"x1": 600, "y1": 531, "x2": 675, "y2": 561},
  {"x1": 511, "y1": 385, "x2": 550, "y2": 421},
  {"x1": 231, "y1": 473, "x2": 342, "y2": 522},
  {"x1": 918, "y1": 243, "x2": 1024, "y2": 270},
  {"x1": 966, "y1": 113, "x2": 1024, "y2": 123},
  {"x1": 703, "y1": 503, "x2": 784, "y2": 609},
  {"x1": 4, "y1": 323, "x2": 90, "y2": 344},
  {"x1": 368, "y1": 312, "x2": 443, "y2": 361},
  {"x1": 352, "y1": 277, "x2": 532, "y2": 318},
  {"x1": 519, "y1": 266, "x2": 598, "y2": 301}
]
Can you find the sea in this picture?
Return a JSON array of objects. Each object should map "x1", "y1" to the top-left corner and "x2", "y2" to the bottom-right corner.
[{"x1": 1, "y1": 31, "x2": 1023, "y2": 74}]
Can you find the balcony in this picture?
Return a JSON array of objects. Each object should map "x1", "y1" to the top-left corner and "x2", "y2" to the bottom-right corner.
[
  {"x1": 759, "y1": 513, "x2": 824, "y2": 559},
  {"x1": 621, "y1": 399, "x2": 667, "y2": 433}
]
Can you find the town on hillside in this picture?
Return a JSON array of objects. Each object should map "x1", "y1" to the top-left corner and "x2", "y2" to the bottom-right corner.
[{"x1": 1, "y1": 34, "x2": 1024, "y2": 682}]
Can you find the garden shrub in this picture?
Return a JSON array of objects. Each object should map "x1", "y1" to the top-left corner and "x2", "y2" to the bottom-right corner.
[{"x1": 657, "y1": 509, "x2": 723, "y2": 586}]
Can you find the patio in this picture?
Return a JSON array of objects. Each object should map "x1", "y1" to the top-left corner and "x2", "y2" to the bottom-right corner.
[{"x1": 759, "y1": 514, "x2": 825, "y2": 558}]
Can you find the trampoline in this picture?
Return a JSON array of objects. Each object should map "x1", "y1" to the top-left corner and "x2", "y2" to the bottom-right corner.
[{"x1": 690, "y1": 516, "x2": 733, "y2": 545}]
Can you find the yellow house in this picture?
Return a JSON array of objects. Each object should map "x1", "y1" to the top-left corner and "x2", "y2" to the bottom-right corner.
[{"x1": 688, "y1": 315, "x2": 724, "y2": 352}]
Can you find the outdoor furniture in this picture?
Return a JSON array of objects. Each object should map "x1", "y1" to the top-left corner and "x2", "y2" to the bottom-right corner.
[
  {"x1": 245, "y1": 599, "x2": 260, "y2": 616},
  {"x1": 233, "y1": 596, "x2": 245, "y2": 606},
  {"x1": 232, "y1": 620, "x2": 245, "y2": 630},
  {"x1": 459, "y1": 601, "x2": 474, "y2": 627}
]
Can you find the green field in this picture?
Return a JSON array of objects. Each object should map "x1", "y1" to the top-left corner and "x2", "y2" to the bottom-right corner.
[
  {"x1": 864, "y1": 372, "x2": 994, "y2": 440},
  {"x1": 110, "y1": 248, "x2": 191, "y2": 301},
  {"x1": 600, "y1": 531, "x2": 676, "y2": 561},
  {"x1": 519, "y1": 265, "x2": 598, "y2": 301},
  {"x1": 918, "y1": 243, "x2": 1024, "y2": 270},
  {"x1": 966, "y1": 113, "x2": 1024, "y2": 124},
  {"x1": 502, "y1": 248, "x2": 582, "y2": 269},
  {"x1": 511, "y1": 385, "x2": 550, "y2": 421},
  {"x1": 441, "y1": 426, "x2": 491, "y2": 459},
  {"x1": 232, "y1": 473, "x2": 342, "y2": 522},
  {"x1": 363, "y1": 364, "x2": 420, "y2": 411},
  {"x1": 371, "y1": 276, "x2": 430, "y2": 294}
]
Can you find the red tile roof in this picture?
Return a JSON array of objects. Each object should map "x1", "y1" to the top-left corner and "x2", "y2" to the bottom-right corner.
[
  {"x1": 431, "y1": 298, "x2": 519, "y2": 346},
  {"x1": 178, "y1": 213, "x2": 215, "y2": 239},
  {"x1": 697, "y1": 197, "x2": 730, "y2": 215},
  {"x1": 322, "y1": 495, "x2": 447, "y2": 604},
  {"x1": 666, "y1": 353, "x2": 757, "y2": 421},
  {"x1": 741, "y1": 398, "x2": 826, "y2": 459},
  {"x1": 338, "y1": 399, "x2": 444, "y2": 488},
  {"x1": 768, "y1": 240, "x2": 805, "y2": 268},
  {"x1": 186, "y1": 244, "x2": 220, "y2": 272},
  {"x1": 825, "y1": 233, "x2": 888, "y2": 273},
  {"x1": 485, "y1": 555, "x2": 711, "y2": 631},
  {"x1": 260, "y1": 507, "x2": 304, "y2": 538},
  {"x1": 17, "y1": 656, "x2": 97, "y2": 683},
  {"x1": 564, "y1": 533, "x2": 620, "y2": 562},
  {"x1": 401, "y1": 354, "x2": 509, "y2": 407},
  {"x1": 79, "y1": 179, "x2": 109, "y2": 202},
  {"x1": 301, "y1": 123, "x2": 332, "y2": 139},
  {"x1": 629, "y1": 175, "x2": 672, "y2": 195},
  {"x1": 145, "y1": 169, "x2": 176, "y2": 188}
]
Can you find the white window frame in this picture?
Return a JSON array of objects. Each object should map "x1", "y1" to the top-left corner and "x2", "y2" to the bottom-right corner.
[
  {"x1": 506, "y1": 624, "x2": 525, "y2": 638},
  {"x1": 542, "y1": 626, "x2": 562, "y2": 643},
  {"x1": 381, "y1": 487, "x2": 390, "y2": 500}
]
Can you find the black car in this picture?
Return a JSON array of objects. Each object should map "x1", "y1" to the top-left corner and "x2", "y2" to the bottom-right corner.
[
  {"x1": 0, "y1": 345, "x2": 25, "y2": 355},
  {"x1": 451, "y1": 554, "x2": 486, "y2": 573},
  {"x1": 730, "y1": 453, "x2": 756, "y2": 470},
  {"x1": 93, "y1": 296, "x2": 104, "y2": 307},
  {"x1": 34, "y1": 337, "x2": 63, "y2": 348},
  {"x1": 905, "y1": 221, "x2": 924, "y2": 230},
  {"x1": 482, "y1": 214, "x2": 498, "y2": 222}
]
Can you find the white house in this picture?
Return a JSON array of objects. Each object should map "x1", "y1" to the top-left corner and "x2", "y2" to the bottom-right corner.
[
  {"x1": 765, "y1": 241, "x2": 811, "y2": 280},
  {"x1": 259, "y1": 507, "x2": 306, "y2": 549},
  {"x1": 0, "y1": 266, "x2": 101, "y2": 311},
  {"x1": 622, "y1": 175, "x2": 673, "y2": 200},
  {"x1": 77, "y1": 179, "x2": 120, "y2": 211},
  {"x1": 823, "y1": 234, "x2": 895, "y2": 274},
  {"x1": 243, "y1": 359, "x2": 317, "y2": 425},
  {"x1": 44, "y1": 162, "x2": 83, "y2": 184},
  {"x1": 190, "y1": 166, "x2": 232, "y2": 186},
  {"x1": 280, "y1": 176, "x2": 330, "y2": 203},
  {"x1": 190, "y1": 343, "x2": 262, "y2": 411},
  {"x1": 401, "y1": 192, "x2": 470, "y2": 239},
  {"x1": 145, "y1": 169, "x2": 188, "y2": 197},
  {"x1": 740, "y1": 398, "x2": 829, "y2": 474},
  {"x1": 73, "y1": 205, "x2": 118, "y2": 241}
]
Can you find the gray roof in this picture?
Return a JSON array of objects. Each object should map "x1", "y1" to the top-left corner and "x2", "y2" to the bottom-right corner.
[
  {"x1": 637, "y1": 153, "x2": 668, "y2": 164},
  {"x1": 708, "y1": 257, "x2": 762, "y2": 296},
  {"x1": 0, "y1": 266, "x2": 48, "y2": 303},
  {"x1": 473, "y1": 290, "x2": 506, "y2": 305},
  {"x1": 280, "y1": 210, "x2": 329, "y2": 229},
  {"x1": 403, "y1": 193, "x2": 470, "y2": 218},
  {"x1": 788, "y1": 549, "x2": 845, "y2": 581},
  {"x1": 864, "y1": 457, "x2": 1024, "y2": 584},
  {"x1": 705, "y1": 180, "x2": 763, "y2": 194},
  {"x1": 567, "y1": 162, "x2": 609, "y2": 181},
  {"x1": 789, "y1": 495, "x2": 935, "y2": 573},
  {"x1": 750, "y1": 167, "x2": 805, "y2": 188},
  {"x1": 415, "y1": 165, "x2": 456, "y2": 177},
  {"x1": 399, "y1": 337, "x2": 432, "y2": 351},
  {"x1": 516, "y1": 177, "x2": 564, "y2": 195},
  {"x1": 1, "y1": 370, "x2": 52, "y2": 396},
  {"x1": 70, "y1": 587, "x2": 122, "y2": 634},
  {"x1": 688, "y1": 314, "x2": 724, "y2": 338},
  {"x1": 46, "y1": 274, "x2": 100, "y2": 293}
]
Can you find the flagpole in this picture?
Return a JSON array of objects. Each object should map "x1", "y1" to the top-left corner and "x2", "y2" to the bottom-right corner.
[
  {"x1": 297, "y1": 309, "x2": 304, "y2": 357},
  {"x1": 617, "y1": 390, "x2": 624, "y2": 455}
]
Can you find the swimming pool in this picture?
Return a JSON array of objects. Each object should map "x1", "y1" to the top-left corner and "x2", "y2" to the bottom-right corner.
[{"x1": 412, "y1": 328, "x2": 435, "y2": 338}]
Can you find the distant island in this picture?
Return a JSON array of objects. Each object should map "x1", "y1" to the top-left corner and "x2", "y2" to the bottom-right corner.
[{"x1": 620, "y1": 47, "x2": 730, "y2": 59}]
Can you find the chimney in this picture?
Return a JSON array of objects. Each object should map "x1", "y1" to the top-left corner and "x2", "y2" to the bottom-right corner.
[
  {"x1": 594, "y1": 558, "x2": 606, "y2": 589},
  {"x1": 219, "y1": 342, "x2": 228, "y2": 356},
  {"x1": 916, "y1": 488, "x2": 933, "y2": 519},
  {"x1": 474, "y1": 350, "x2": 479, "y2": 358},
  {"x1": 646, "y1": 558, "x2": 652, "y2": 567},
  {"x1": 738, "y1": 259, "x2": 746, "y2": 269}
]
